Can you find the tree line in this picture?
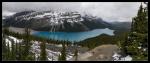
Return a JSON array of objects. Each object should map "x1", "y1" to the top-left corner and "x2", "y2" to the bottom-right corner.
[
  {"x1": 118, "y1": 3, "x2": 148, "y2": 60},
  {"x1": 2, "y1": 26, "x2": 78, "y2": 61}
]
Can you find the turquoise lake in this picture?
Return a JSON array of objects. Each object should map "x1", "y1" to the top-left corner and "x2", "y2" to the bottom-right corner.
[{"x1": 32, "y1": 28, "x2": 114, "y2": 42}]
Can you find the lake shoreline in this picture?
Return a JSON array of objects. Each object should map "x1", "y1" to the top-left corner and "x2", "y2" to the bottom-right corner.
[{"x1": 7, "y1": 26, "x2": 114, "y2": 42}]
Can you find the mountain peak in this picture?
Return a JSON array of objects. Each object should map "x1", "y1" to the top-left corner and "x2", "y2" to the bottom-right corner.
[{"x1": 3, "y1": 10, "x2": 110, "y2": 32}]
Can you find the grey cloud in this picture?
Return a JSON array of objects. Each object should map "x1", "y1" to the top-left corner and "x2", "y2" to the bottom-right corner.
[{"x1": 2, "y1": 2, "x2": 143, "y2": 22}]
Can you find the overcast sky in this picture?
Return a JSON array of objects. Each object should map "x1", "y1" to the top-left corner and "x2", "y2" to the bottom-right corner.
[{"x1": 2, "y1": 2, "x2": 144, "y2": 22}]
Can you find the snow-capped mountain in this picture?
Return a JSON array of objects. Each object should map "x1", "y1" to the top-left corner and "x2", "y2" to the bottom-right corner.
[{"x1": 3, "y1": 10, "x2": 111, "y2": 32}]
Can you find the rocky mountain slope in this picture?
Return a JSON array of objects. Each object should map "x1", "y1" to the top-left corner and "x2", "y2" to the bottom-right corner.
[{"x1": 3, "y1": 10, "x2": 111, "y2": 32}]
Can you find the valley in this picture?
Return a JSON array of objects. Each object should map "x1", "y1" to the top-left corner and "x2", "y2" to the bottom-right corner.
[{"x1": 2, "y1": 2, "x2": 148, "y2": 61}]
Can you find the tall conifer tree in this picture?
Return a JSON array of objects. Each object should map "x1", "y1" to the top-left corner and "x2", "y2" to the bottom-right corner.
[
  {"x1": 124, "y1": 3, "x2": 148, "y2": 60},
  {"x1": 40, "y1": 41, "x2": 47, "y2": 60}
]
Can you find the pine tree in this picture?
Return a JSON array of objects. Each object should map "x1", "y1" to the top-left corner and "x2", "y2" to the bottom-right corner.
[
  {"x1": 124, "y1": 3, "x2": 148, "y2": 60},
  {"x1": 74, "y1": 48, "x2": 78, "y2": 61},
  {"x1": 58, "y1": 54, "x2": 61, "y2": 61},
  {"x1": 10, "y1": 38, "x2": 15, "y2": 60},
  {"x1": 18, "y1": 42, "x2": 23, "y2": 60},
  {"x1": 40, "y1": 41, "x2": 47, "y2": 60},
  {"x1": 117, "y1": 32, "x2": 129, "y2": 56},
  {"x1": 23, "y1": 27, "x2": 31, "y2": 60},
  {"x1": 3, "y1": 27, "x2": 9, "y2": 35},
  {"x1": 59, "y1": 42, "x2": 66, "y2": 61},
  {"x1": 14, "y1": 39, "x2": 18, "y2": 60},
  {"x1": 6, "y1": 41, "x2": 10, "y2": 60},
  {"x1": 2, "y1": 32, "x2": 7, "y2": 60},
  {"x1": 33, "y1": 53, "x2": 36, "y2": 61},
  {"x1": 25, "y1": 27, "x2": 30, "y2": 55}
]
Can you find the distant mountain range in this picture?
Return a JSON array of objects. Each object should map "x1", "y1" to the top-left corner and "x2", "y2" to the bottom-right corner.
[{"x1": 3, "y1": 10, "x2": 131, "y2": 32}]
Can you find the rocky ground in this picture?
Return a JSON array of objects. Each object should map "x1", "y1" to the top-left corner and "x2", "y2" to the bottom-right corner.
[{"x1": 69, "y1": 44, "x2": 120, "y2": 61}]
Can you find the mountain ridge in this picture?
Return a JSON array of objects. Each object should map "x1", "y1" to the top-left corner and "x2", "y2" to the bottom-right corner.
[
  {"x1": 3, "y1": 10, "x2": 131, "y2": 32},
  {"x1": 3, "y1": 10, "x2": 111, "y2": 32}
]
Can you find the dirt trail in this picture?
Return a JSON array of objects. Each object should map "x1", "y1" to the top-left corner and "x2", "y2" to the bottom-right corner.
[{"x1": 69, "y1": 44, "x2": 119, "y2": 61}]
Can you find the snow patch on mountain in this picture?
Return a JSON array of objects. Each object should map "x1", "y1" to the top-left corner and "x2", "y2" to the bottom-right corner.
[{"x1": 14, "y1": 11, "x2": 84, "y2": 26}]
